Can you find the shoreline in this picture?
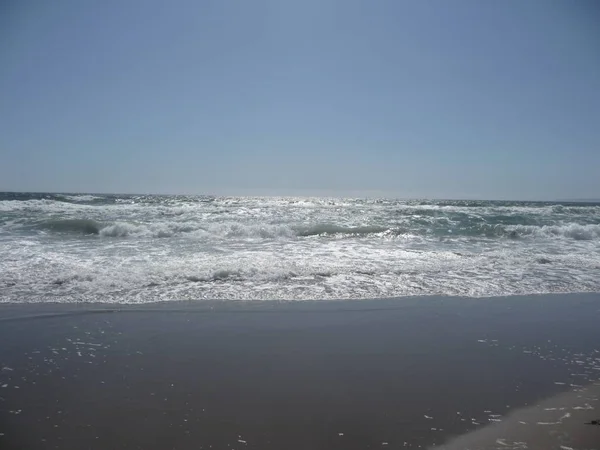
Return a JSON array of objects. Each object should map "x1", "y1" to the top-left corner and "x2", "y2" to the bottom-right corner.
[
  {"x1": 2, "y1": 290, "x2": 599, "y2": 308},
  {"x1": 1, "y1": 294, "x2": 599, "y2": 449}
]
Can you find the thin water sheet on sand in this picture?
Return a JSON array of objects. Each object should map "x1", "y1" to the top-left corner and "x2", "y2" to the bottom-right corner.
[{"x1": 0, "y1": 294, "x2": 599, "y2": 449}]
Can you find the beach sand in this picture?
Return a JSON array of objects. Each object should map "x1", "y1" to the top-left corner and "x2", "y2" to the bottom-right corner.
[{"x1": 1, "y1": 294, "x2": 599, "y2": 449}]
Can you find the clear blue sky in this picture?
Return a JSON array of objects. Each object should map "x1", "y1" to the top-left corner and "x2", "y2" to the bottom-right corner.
[{"x1": 1, "y1": 0, "x2": 599, "y2": 200}]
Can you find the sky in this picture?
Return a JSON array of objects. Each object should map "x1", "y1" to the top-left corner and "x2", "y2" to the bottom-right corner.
[{"x1": 1, "y1": 1, "x2": 599, "y2": 200}]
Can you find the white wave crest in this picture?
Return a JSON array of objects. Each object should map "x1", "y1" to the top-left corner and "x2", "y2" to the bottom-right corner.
[
  {"x1": 98, "y1": 222, "x2": 145, "y2": 237},
  {"x1": 56, "y1": 194, "x2": 102, "y2": 202},
  {"x1": 508, "y1": 224, "x2": 600, "y2": 240}
]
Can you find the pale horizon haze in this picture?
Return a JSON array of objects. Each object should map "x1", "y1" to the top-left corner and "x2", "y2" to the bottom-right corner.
[{"x1": 1, "y1": 1, "x2": 599, "y2": 200}]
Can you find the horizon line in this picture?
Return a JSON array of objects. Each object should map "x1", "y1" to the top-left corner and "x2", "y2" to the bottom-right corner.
[{"x1": 1, "y1": 190, "x2": 599, "y2": 203}]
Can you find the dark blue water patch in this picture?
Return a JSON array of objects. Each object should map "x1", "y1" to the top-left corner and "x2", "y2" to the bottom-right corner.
[
  {"x1": 295, "y1": 224, "x2": 390, "y2": 237},
  {"x1": 0, "y1": 192, "x2": 218, "y2": 206},
  {"x1": 40, "y1": 219, "x2": 102, "y2": 235},
  {"x1": 0, "y1": 192, "x2": 117, "y2": 205},
  {"x1": 409, "y1": 199, "x2": 600, "y2": 208}
]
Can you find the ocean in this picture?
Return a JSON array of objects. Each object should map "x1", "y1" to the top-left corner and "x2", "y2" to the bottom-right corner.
[{"x1": 1, "y1": 192, "x2": 599, "y2": 303}]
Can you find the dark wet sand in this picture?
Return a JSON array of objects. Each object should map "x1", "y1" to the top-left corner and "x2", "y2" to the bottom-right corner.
[{"x1": 1, "y1": 294, "x2": 599, "y2": 449}]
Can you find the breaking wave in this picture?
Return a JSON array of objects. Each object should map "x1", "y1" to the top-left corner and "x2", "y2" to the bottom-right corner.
[
  {"x1": 33, "y1": 218, "x2": 600, "y2": 241},
  {"x1": 295, "y1": 224, "x2": 390, "y2": 237},
  {"x1": 507, "y1": 224, "x2": 600, "y2": 241}
]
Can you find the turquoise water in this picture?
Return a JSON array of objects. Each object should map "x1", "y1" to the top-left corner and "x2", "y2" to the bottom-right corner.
[{"x1": 1, "y1": 193, "x2": 599, "y2": 303}]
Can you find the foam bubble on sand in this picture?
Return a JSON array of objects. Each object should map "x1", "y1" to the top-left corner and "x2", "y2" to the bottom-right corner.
[
  {"x1": 572, "y1": 404, "x2": 594, "y2": 410},
  {"x1": 536, "y1": 412, "x2": 571, "y2": 426}
]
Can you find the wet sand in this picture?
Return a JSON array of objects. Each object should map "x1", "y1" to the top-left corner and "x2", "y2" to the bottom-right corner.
[{"x1": 0, "y1": 294, "x2": 599, "y2": 449}]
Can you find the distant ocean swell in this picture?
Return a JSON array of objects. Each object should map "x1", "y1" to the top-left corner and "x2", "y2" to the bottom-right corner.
[{"x1": 1, "y1": 193, "x2": 600, "y2": 303}]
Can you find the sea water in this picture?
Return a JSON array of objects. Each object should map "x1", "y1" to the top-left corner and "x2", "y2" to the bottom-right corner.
[{"x1": 1, "y1": 193, "x2": 599, "y2": 303}]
